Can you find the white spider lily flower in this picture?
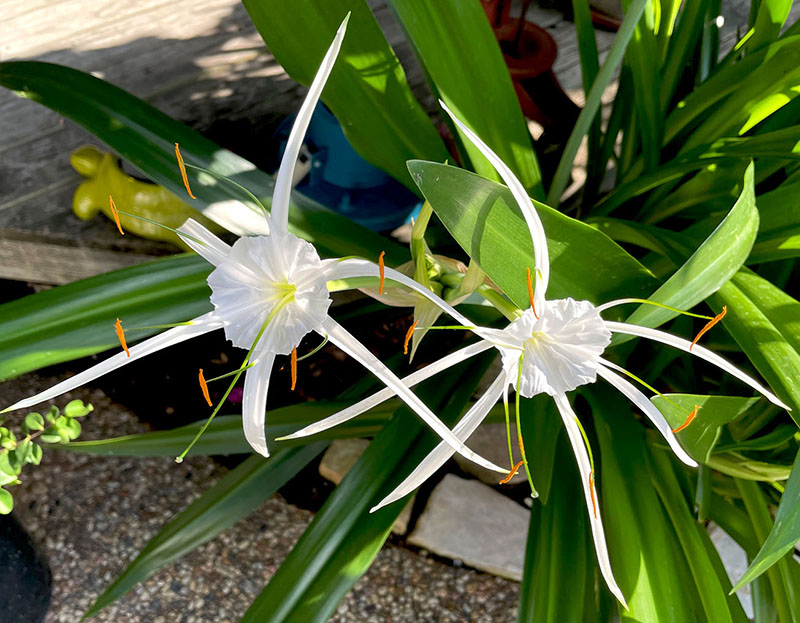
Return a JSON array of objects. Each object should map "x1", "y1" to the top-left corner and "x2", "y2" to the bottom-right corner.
[
  {"x1": 282, "y1": 102, "x2": 791, "y2": 607},
  {"x1": 1, "y1": 21, "x2": 509, "y2": 476}
]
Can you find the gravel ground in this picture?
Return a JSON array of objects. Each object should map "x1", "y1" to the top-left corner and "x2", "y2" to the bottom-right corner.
[{"x1": 3, "y1": 372, "x2": 518, "y2": 623}]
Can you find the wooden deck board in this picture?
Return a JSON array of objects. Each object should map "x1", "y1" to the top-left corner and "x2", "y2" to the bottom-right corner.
[{"x1": 1, "y1": 0, "x2": 795, "y2": 284}]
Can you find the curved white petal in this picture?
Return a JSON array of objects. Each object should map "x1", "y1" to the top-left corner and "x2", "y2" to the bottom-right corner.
[
  {"x1": 324, "y1": 259, "x2": 497, "y2": 342},
  {"x1": 177, "y1": 218, "x2": 232, "y2": 267},
  {"x1": 553, "y1": 393, "x2": 627, "y2": 608},
  {"x1": 439, "y1": 100, "x2": 549, "y2": 312},
  {"x1": 605, "y1": 321, "x2": 791, "y2": 411},
  {"x1": 242, "y1": 355, "x2": 275, "y2": 458},
  {"x1": 597, "y1": 360, "x2": 697, "y2": 467},
  {"x1": 371, "y1": 372, "x2": 506, "y2": 512},
  {"x1": 2, "y1": 312, "x2": 223, "y2": 413},
  {"x1": 321, "y1": 316, "x2": 506, "y2": 474},
  {"x1": 279, "y1": 340, "x2": 493, "y2": 440},
  {"x1": 271, "y1": 16, "x2": 349, "y2": 236}
]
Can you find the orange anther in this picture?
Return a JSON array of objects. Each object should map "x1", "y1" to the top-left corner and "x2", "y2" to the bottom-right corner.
[
  {"x1": 403, "y1": 321, "x2": 418, "y2": 355},
  {"x1": 198, "y1": 369, "x2": 212, "y2": 407},
  {"x1": 499, "y1": 460, "x2": 525, "y2": 484},
  {"x1": 517, "y1": 432, "x2": 526, "y2": 456},
  {"x1": 690, "y1": 306, "x2": 727, "y2": 351},
  {"x1": 526, "y1": 267, "x2": 538, "y2": 319},
  {"x1": 114, "y1": 317, "x2": 130, "y2": 358},
  {"x1": 109, "y1": 195, "x2": 124, "y2": 235},
  {"x1": 290, "y1": 347, "x2": 298, "y2": 391},
  {"x1": 175, "y1": 143, "x2": 196, "y2": 199},
  {"x1": 589, "y1": 471, "x2": 598, "y2": 518},
  {"x1": 672, "y1": 405, "x2": 701, "y2": 433},
  {"x1": 378, "y1": 251, "x2": 386, "y2": 295}
]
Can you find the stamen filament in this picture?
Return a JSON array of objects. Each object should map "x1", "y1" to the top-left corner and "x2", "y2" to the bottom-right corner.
[
  {"x1": 291, "y1": 347, "x2": 298, "y2": 391},
  {"x1": 608, "y1": 364, "x2": 690, "y2": 415},
  {"x1": 690, "y1": 306, "x2": 727, "y2": 351},
  {"x1": 109, "y1": 195, "x2": 124, "y2": 235},
  {"x1": 198, "y1": 369, "x2": 212, "y2": 406},
  {"x1": 175, "y1": 143, "x2": 196, "y2": 199},
  {"x1": 516, "y1": 353, "x2": 538, "y2": 498},
  {"x1": 499, "y1": 460, "x2": 525, "y2": 485},
  {"x1": 183, "y1": 163, "x2": 267, "y2": 216},
  {"x1": 177, "y1": 292, "x2": 294, "y2": 462},
  {"x1": 403, "y1": 321, "x2": 418, "y2": 355},
  {"x1": 114, "y1": 318, "x2": 130, "y2": 357},
  {"x1": 116, "y1": 209, "x2": 207, "y2": 246},
  {"x1": 205, "y1": 363, "x2": 257, "y2": 382},
  {"x1": 123, "y1": 321, "x2": 194, "y2": 332},
  {"x1": 672, "y1": 405, "x2": 701, "y2": 433},
  {"x1": 503, "y1": 389, "x2": 515, "y2": 470},
  {"x1": 378, "y1": 251, "x2": 386, "y2": 295},
  {"x1": 597, "y1": 297, "x2": 716, "y2": 320},
  {"x1": 526, "y1": 267, "x2": 538, "y2": 319},
  {"x1": 297, "y1": 335, "x2": 329, "y2": 362}
]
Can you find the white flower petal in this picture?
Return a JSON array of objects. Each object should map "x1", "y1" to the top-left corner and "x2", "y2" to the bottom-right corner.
[
  {"x1": 325, "y1": 259, "x2": 497, "y2": 342},
  {"x1": 605, "y1": 321, "x2": 791, "y2": 411},
  {"x1": 271, "y1": 16, "x2": 349, "y2": 236},
  {"x1": 203, "y1": 199, "x2": 271, "y2": 237},
  {"x1": 208, "y1": 233, "x2": 331, "y2": 355},
  {"x1": 2, "y1": 312, "x2": 223, "y2": 413},
  {"x1": 279, "y1": 340, "x2": 493, "y2": 440},
  {"x1": 242, "y1": 355, "x2": 275, "y2": 458},
  {"x1": 597, "y1": 360, "x2": 697, "y2": 467},
  {"x1": 553, "y1": 393, "x2": 627, "y2": 608},
  {"x1": 371, "y1": 372, "x2": 506, "y2": 512},
  {"x1": 177, "y1": 218, "x2": 232, "y2": 267},
  {"x1": 439, "y1": 100, "x2": 550, "y2": 312},
  {"x1": 595, "y1": 298, "x2": 643, "y2": 314},
  {"x1": 321, "y1": 316, "x2": 506, "y2": 474}
]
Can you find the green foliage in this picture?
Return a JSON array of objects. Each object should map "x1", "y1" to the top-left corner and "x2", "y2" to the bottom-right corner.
[
  {"x1": 1, "y1": 2, "x2": 799, "y2": 622},
  {"x1": 0, "y1": 401, "x2": 91, "y2": 514}
]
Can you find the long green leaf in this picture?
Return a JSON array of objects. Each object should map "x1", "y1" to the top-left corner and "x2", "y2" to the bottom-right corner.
[
  {"x1": 590, "y1": 386, "x2": 705, "y2": 620},
  {"x1": 735, "y1": 479, "x2": 798, "y2": 623},
  {"x1": 241, "y1": 354, "x2": 491, "y2": 623},
  {"x1": 408, "y1": 161, "x2": 656, "y2": 310},
  {"x1": 622, "y1": 162, "x2": 757, "y2": 329},
  {"x1": 649, "y1": 444, "x2": 749, "y2": 623},
  {"x1": 651, "y1": 394, "x2": 761, "y2": 463},
  {"x1": 0, "y1": 61, "x2": 405, "y2": 264},
  {"x1": 60, "y1": 401, "x2": 397, "y2": 457},
  {"x1": 84, "y1": 445, "x2": 326, "y2": 618},
  {"x1": 746, "y1": 0, "x2": 792, "y2": 53},
  {"x1": 518, "y1": 431, "x2": 603, "y2": 622},
  {"x1": 241, "y1": 0, "x2": 447, "y2": 190},
  {"x1": 0, "y1": 255, "x2": 211, "y2": 380},
  {"x1": 387, "y1": 0, "x2": 543, "y2": 196},
  {"x1": 547, "y1": 0, "x2": 649, "y2": 206},
  {"x1": 620, "y1": 0, "x2": 661, "y2": 172},
  {"x1": 733, "y1": 450, "x2": 800, "y2": 592},
  {"x1": 709, "y1": 270, "x2": 800, "y2": 423}
]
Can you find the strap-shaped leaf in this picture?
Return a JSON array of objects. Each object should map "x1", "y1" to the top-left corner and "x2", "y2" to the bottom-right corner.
[
  {"x1": 732, "y1": 450, "x2": 800, "y2": 592},
  {"x1": 0, "y1": 61, "x2": 405, "y2": 263},
  {"x1": 622, "y1": 162, "x2": 757, "y2": 330},
  {"x1": 388, "y1": 0, "x2": 543, "y2": 197},
  {"x1": 709, "y1": 270, "x2": 800, "y2": 422},
  {"x1": 408, "y1": 160, "x2": 656, "y2": 310},
  {"x1": 241, "y1": 0, "x2": 447, "y2": 190},
  {"x1": 60, "y1": 400, "x2": 397, "y2": 457},
  {"x1": 241, "y1": 354, "x2": 491, "y2": 623},
  {"x1": 84, "y1": 445, "x2": 326, "y2": 618},
  {"x1": 0, "y1": 254, "x2": 211, "y2": 380}
]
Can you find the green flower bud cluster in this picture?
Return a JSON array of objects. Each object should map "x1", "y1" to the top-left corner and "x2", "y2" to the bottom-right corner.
[{"x1": 0, "y1": 400, "x2": 93, "y2": 514}]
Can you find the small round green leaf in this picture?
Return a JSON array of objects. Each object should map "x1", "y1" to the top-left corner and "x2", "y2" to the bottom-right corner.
[{"x1": 0, "y1": 488, "x2": 13, "y2": 514}]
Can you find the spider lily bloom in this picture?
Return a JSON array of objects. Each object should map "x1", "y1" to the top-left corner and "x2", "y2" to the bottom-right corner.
[
  {"x1": 0, "y1": 21, "x2": 508, "y2": 476},
  {"x1": 282, "y1": 102, "x2": 791, "y2": 606}
]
